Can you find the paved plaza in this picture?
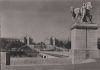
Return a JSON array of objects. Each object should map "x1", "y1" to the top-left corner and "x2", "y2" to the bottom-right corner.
[{"x1": 1, "y1": 60, "x2": 100, "y2": 70}]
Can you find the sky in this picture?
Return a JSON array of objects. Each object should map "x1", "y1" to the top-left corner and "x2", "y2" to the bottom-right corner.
[{"x1": 0, "y1": 0, "x2": 100, "y2": 42}]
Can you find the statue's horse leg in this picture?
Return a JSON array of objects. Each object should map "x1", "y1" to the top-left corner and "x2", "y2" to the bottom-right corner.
[
  {"x1": 87, "y1": 14, "x2": 92, "y2": 23},
  {"x1": 74, "y1": 8, "x2": 81, "y2": 23},
  {"x1": 81, "y1": 8, "x2": 86, "y2": 22},
  {"x1": 89, "y1": 15, "x2": 92, "y2": 23}
]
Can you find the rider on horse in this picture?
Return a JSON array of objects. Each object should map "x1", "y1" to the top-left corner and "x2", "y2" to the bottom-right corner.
[{"x1": 70, "y1": 2, "x2": 93, "y2": 23}]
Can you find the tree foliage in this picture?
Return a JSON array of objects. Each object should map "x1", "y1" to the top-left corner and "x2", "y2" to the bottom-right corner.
[
  {"x1": 55, "y1": 38, "x2": 71, "y2": 49},
  {"x1": 6, "y1": 41, "x2": 24, "y2": 51},
  {"x1": 0, "y1": 39, "x2": 24, "y2": 52},
  {"x1": 0, "y1": 39, "x2": 8, "y2": 51},
  {"x1": 98, "y1": 39, "x2": 100, "y2": 49}
]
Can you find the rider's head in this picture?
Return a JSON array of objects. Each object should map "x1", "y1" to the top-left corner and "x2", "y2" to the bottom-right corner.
[
  {"x1": 82, "y1": 3, "x2": 86, "y2": 9},
  {"x1": 83, "y1": 3, "x2": 86, "y2": 7},
  {"x1": 83, "y1": 3, "x2": 85, "y2": 6}
]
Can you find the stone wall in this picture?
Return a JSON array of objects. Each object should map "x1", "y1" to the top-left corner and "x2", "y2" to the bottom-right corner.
[
  {"x1": 1, "y1": 52, "x2": 10, "y2": 65},
  {"x1": 10, "y1": 57, "x2": 71, "y2": 65}
]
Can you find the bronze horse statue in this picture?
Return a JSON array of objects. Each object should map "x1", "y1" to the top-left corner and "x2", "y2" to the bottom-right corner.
[{"x1": 70, "y1": 2, "x2": 92, "y2": 23}]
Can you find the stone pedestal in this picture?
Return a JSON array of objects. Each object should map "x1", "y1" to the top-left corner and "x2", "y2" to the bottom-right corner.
[{"x1": 71, "y1": 23, "x2": 99, "y2": 64}]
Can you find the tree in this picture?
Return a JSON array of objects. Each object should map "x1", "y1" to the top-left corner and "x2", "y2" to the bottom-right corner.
[
  {"x1": 55, "y1": 38, "x2": 64, "y2": 47},
  {"x1": 50, "y1": 37, "x2": 53, "y2": 45},
  {"x1": 64, "y1": 41, "x2": 71, "y2": 50},
  {"x1": 29, "y1": 37, "x2": 34, "y2": 45},
  {"x1": 55, "y1": 38, "x2": 59, "y2": 46},
  {"x1": 0, "y1": 39, "x2": 8, "y2": 51},
  {"x1": 98, "y1": 39, "x2": 100, "y2": 49},
  {"x1": 24, "y1": 37, "x2": 27, "y2": 44},
  {"x1": 6, "y1": 41, "x2": 24, "y2": 51}
]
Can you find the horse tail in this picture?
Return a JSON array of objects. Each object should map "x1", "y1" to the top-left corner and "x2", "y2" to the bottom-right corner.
[{"x1": 70, "y1": 6, "x2": 76, "y2": 18}]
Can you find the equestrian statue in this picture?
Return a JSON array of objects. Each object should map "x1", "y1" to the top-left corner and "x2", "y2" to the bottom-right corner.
[{"x1": 70, "y1": 2, "x2": 93, "y2": 23}]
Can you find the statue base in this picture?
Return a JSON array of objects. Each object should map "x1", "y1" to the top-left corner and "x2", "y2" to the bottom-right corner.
[{"x1": 71, "y1": 23, "x2": 100, "y2": 64}]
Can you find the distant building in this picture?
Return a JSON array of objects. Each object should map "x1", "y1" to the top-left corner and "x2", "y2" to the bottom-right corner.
[
  {"x1": 44, "y1": 38, "x2": 51, "y2": 45},
  {"x1": 44, "y1": 37, "x2": 56, "y2": 45},
  {"x1": 24, "y1": 36, "x2": 34, "y2": 45}
]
